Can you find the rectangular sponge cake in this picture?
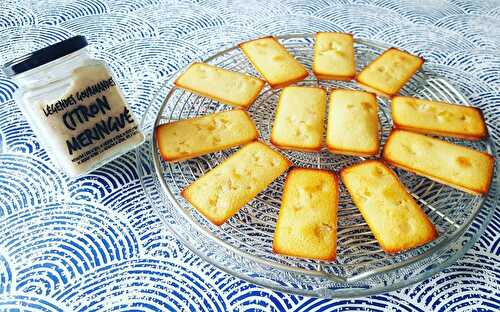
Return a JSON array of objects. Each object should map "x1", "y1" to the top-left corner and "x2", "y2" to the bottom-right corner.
[
  {"x1": 356, "y1": 48, "x2": 423, "y2": 97},
  {"x1": 383, "y1": 130, "x2": 494, "y2": 195},
  {"x1": 313, "y1": 32, "x2": 356, "y2": 80},
  {"x1": 341, "y1": 160, "x2": 437, "y2": 254},
  {"x1": 327, "y1": 89, "x2": 379, "y2": 156},
  {"x1": 156, "y1": 110, "x2": 258, "y2": 162},
  {"x1": 175, "y1": 62, "x2": 265, "y2": 109},
  {"x1": 239, "y1": 36, "x2": 308, "y2": 89},
  {"x1": 182, "y1": 142, "x2": 291, "y2": 225},
  {"x1": 392, "y1": 96, "x2": 487, "y2": 140},
  {"x1": 273, "y1": 168, "x2": 338, "y2": 260},
  {"x1": 271, "y1": 86, "x2": 326, "y2": 151}
]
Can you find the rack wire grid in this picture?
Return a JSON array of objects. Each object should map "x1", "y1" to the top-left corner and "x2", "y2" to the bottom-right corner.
[{"x1": 140, "y1": 34, "x2": 496, "y2": 296}]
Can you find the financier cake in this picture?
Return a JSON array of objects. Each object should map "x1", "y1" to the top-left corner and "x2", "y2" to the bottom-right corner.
[
  {"x1": 327, "y1": 89, "x2": 379, "y2": 156},
  {"x1": 391, "y1": 96, "x2": 487, "y2": 140},
  {"x1": 174, "y1": 62, "x2": 265, "y2": 109},
  {"x1": 273, "y1": 168, "x2": 339, "y2": 260},
  {"x1": 182, "y1": 141, "x2": 291, "y2": 225},
  {"x1": 156, "y1": 110, "x2": 258, "y2": 162},
  {"x1": 313, "y1": 32, "x2": 356, "y2": 80},
  {"x1": 356, "y1": 48, "x2": 423, "y2": 97},
  {"x1": 239, "y1": 36, "x2": 308, "y2": 89},
  {"x1": 341, "y1": 160, "x2": 438, "y2": 253},
  {"x1": 271, "y1": 86, "x2": 326, "y2": 151},
  {"x1": 383, "y1": 130, "x2": 494, "y2": 195}
]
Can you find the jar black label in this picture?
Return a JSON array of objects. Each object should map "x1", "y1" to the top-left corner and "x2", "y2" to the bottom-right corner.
[{"x1": 37, "y1": 65, "x2": 143, "y2": 174}]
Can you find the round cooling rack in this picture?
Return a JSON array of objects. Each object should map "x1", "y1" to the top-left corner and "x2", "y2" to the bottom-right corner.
[{"x1": 136, "y1": 34, "x2": 498, "y2": 297}]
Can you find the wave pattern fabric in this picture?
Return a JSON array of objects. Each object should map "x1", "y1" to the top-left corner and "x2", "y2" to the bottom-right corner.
[{"x1": 0, "y1": 0, "x2": 499, "y2": 311}]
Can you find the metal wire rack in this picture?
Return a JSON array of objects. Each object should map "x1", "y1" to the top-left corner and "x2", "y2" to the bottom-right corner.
[{"x1": 143, "y1": 35, "x2": 495, "y2": 294}]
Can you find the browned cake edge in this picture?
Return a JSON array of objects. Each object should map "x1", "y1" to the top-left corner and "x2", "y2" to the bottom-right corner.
[
  {"x1": 174, "y1": 62, "x2": 266, "y2": 109},
  {"x1": 181, "y1": 189, "x2": 226, "y2": 226},
  {"x1": 269, "y1": 142, "x2": 323, "y2": 152},
  {"x1": 314, "y1": 73, "x2": 355, "y2": 81},
  {"x1": 273, "y1": 167, "x2": 339, "y2": 260},
  {"x1": 156, "y1": 110, "x2": 259, "y2": 162},
  {"x1": 382, "y1": 130, "x2": 495, "y2": 196},
  {"x1": 239, "y1": 36, "x2": 308, "y2": 89},
  {"x1": 340, "y1": 160, "x2": 438, "y2": 254},
  {"x1": 356, "y1": 81, "x2": 394, "y2": 98},
  {"x1": 326, "y1": 146, "x2": 379, "y2": 157}
]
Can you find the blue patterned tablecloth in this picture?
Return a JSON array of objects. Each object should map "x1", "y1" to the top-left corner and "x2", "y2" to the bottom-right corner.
[{"x1": 0, "y1": 0, "x2": 499, "y2": 311}]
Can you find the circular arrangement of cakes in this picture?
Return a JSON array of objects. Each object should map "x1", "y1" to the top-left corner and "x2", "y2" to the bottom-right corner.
[{"x1": 154, "y1": 33, "x2": 494, "y2": 262}]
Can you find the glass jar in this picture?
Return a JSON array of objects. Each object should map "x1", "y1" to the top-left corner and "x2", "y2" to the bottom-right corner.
[{"x1": 2, "y1": 35, "x2": 144, "y2": 177}]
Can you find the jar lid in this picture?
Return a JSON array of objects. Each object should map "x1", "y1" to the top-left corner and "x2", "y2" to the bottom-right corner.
[{"x1": 2, "y1": 35, "x2": 88, "y2": 77}]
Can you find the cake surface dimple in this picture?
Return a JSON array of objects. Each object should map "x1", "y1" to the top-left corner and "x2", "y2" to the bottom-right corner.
[
  {"x1": 391, "y1": 96, "x2": 487, "y2": 140},
  {"x1": 174, "y1": 62, "x2": 265, "y2": 108},
  {"x1": 313, "y1": 32, "x2": 356, "y2": 80},
  {"x1": 156, "y1": 110, "x2": 259, "y2": 162},
  {"x1": 341, "y1": 160, "x2": 438, "y2": 254},
  {"x1": 273, "y1": 168, "x2": 338, "y2": 260},
  {"x1": 239, "y1": 36, "x2": 308, "y2": 89},
  {"x1": 383, "y1": 130, "x2": 494, "y2": 195},
  {"x1": 356, "y1": 48, "x2": 423, "y2": 97},
  {"x1": 327, "y1": 89, "x2": 380, "y2": 156},
  {"x1": 182, "y1": 141, "x2": 291, "y2": 225},
  {"x1": 271, "y1": 86, "x2": 326, "y2": 151}
]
